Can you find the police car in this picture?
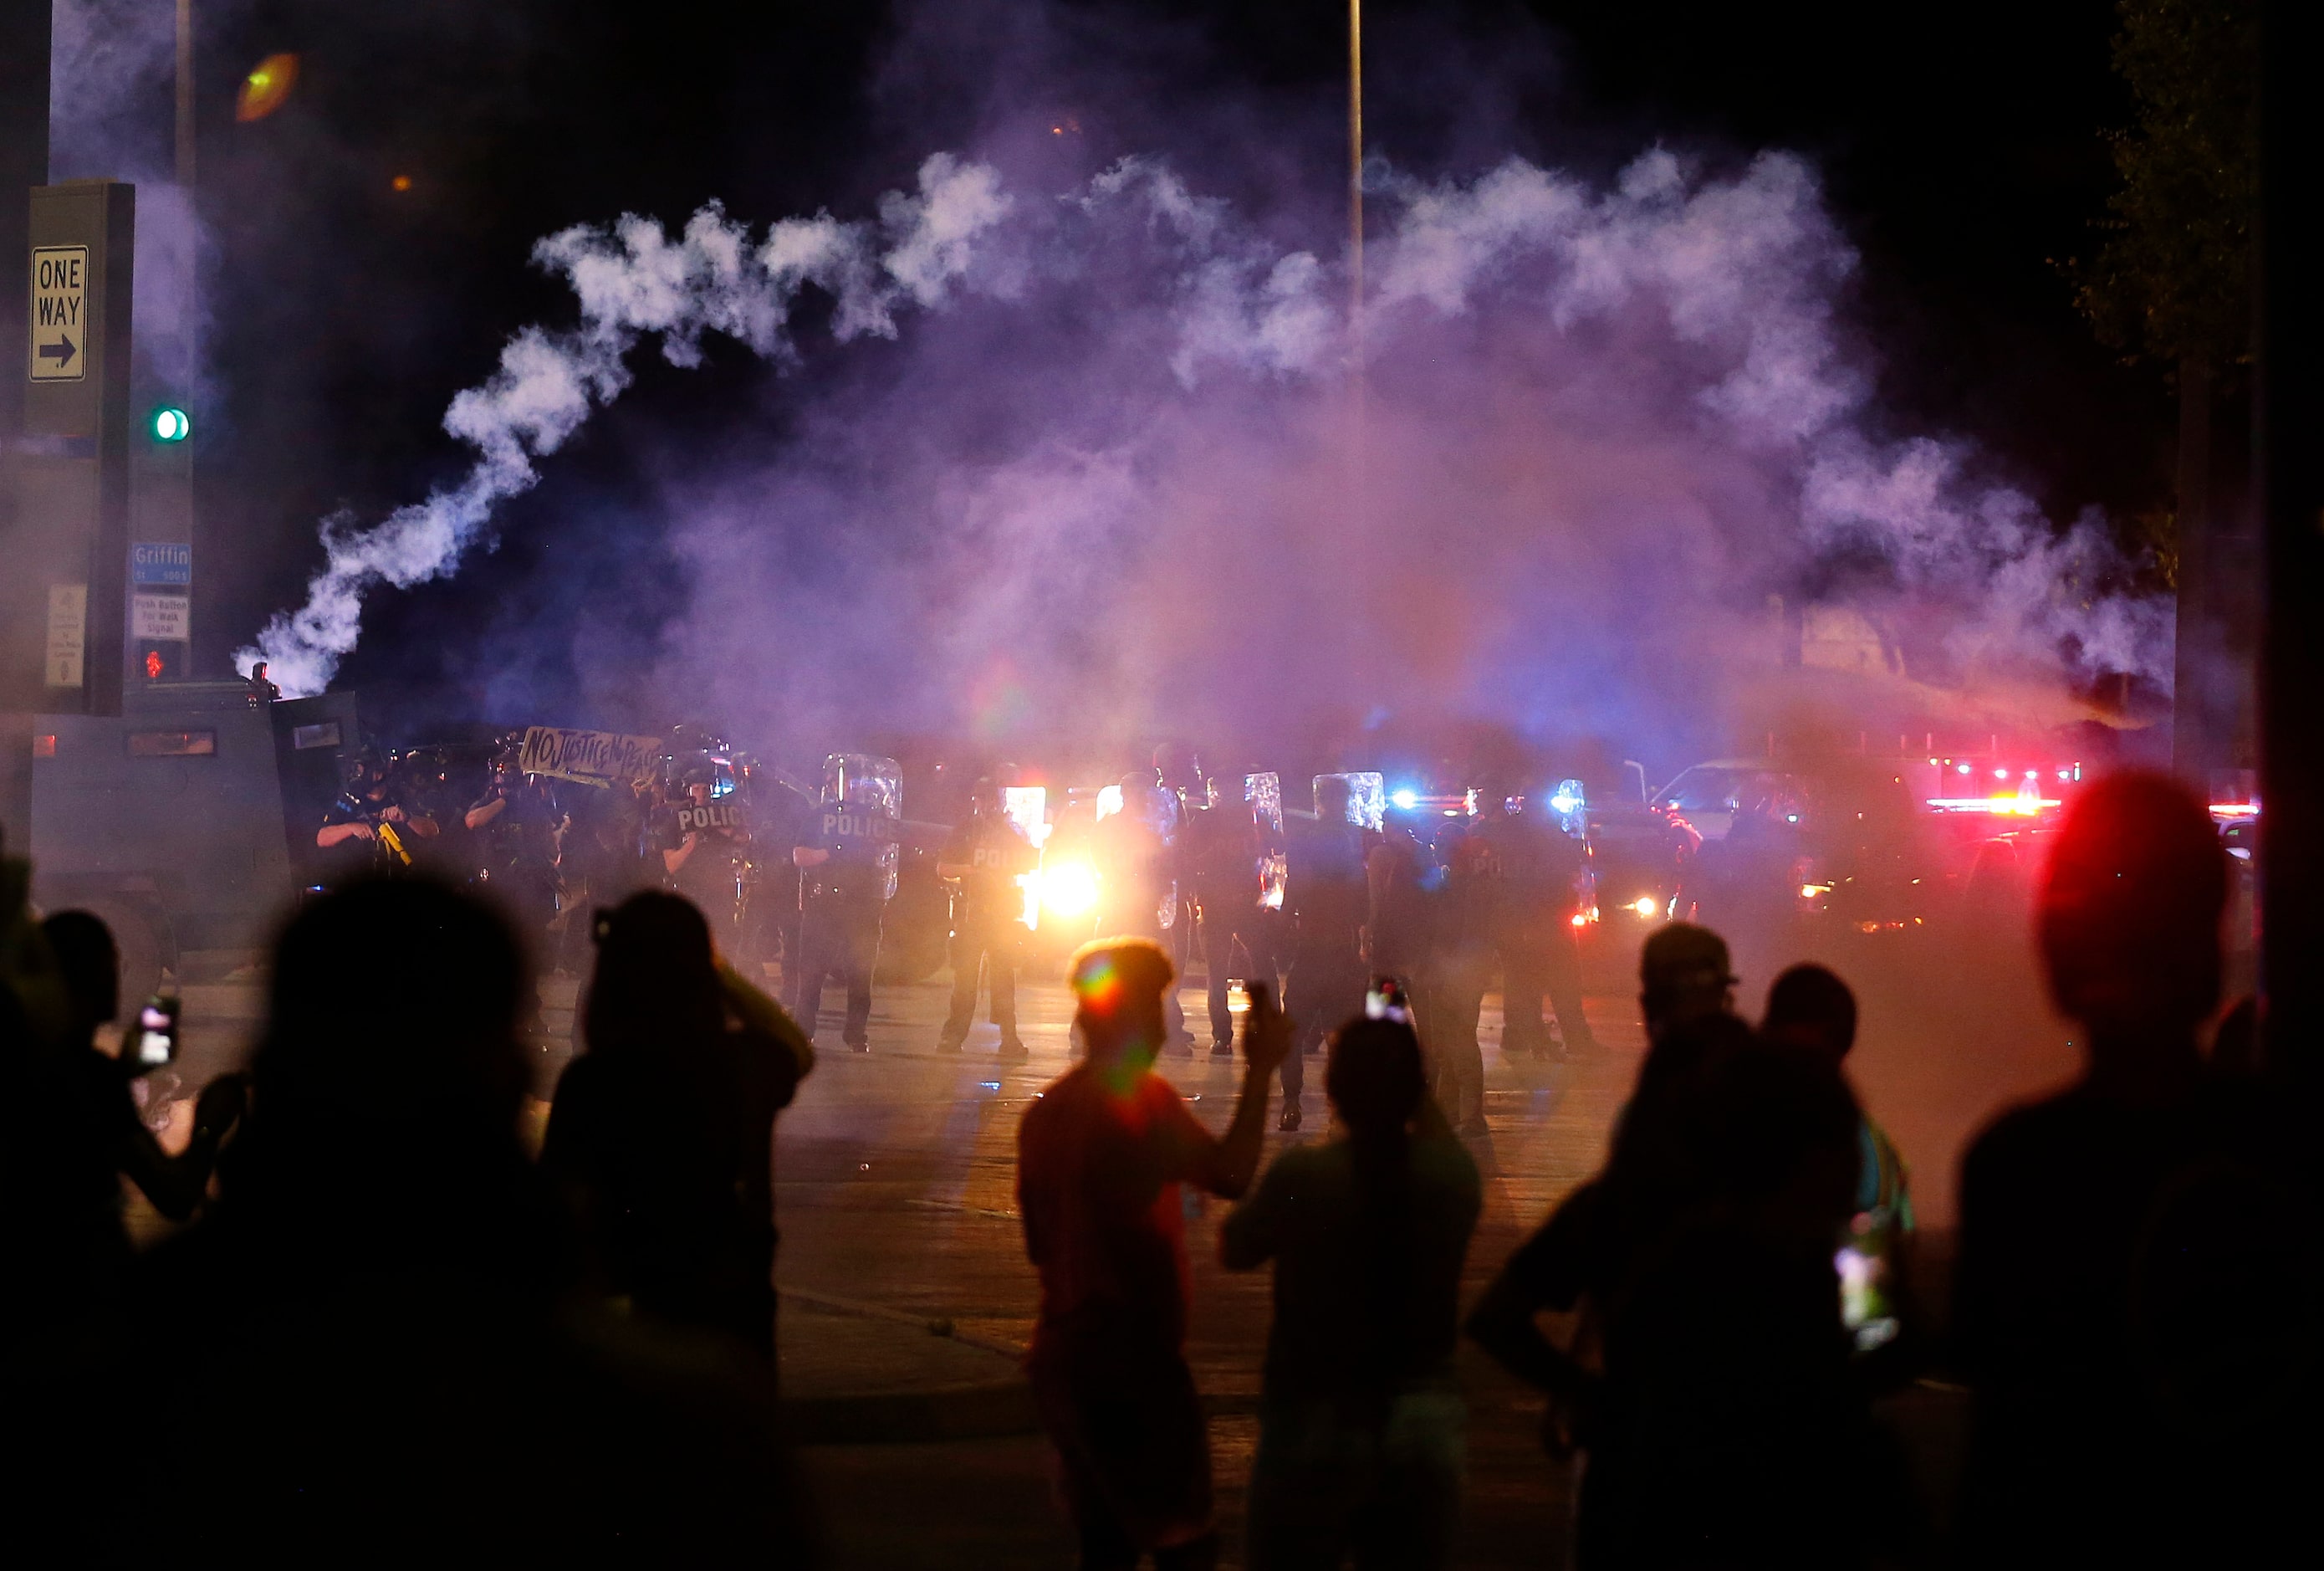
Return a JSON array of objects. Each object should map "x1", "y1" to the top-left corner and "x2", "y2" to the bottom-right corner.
[{"x1": 1657, "y1": 752, "x2": 2087, "y2": 944}]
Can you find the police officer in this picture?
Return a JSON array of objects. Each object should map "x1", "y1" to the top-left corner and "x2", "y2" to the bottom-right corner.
[
  {"x1": 1366, "y1": 796, "x2": 1442, "y2": 1003},
  {"x1": 657, "y1": 760, "x2": 751, "y2": 949},
  {"x1": 466, "y1": 744, "x2": 567, "y2": 944},
  {"x1": 314, "y1": 748, "x2": 426, "y2": 887},
  {"x1": 1468, "y1": 778, "x2": 1598, "y2": 1060},
  {"x1": 1278, "y1": 776, "x2": 1371, "y2": 1130},
  {"x1": 1187, "y1": 779, "x2": 1278, "y2": 1059},
  {"x1": 732, "y1": 755, "x2": 806, "y2": 987},
  {"x1": 1430, "y1": 811, "x2": 1497, "y2": 1129},
  {"x1": 1152, "y1": 741, "x2": 1205, "y2": 970},
  {"x1": 1093, "y1": 770, "x2": 1190, "y2": 1049},
  {"x1": 936, "y1": 778, "x2": 1036, "y2": 1059},
  {"x1": 791, "y1": 765, "x2": 898, "y2": 1052},
  {"x1": 387, "y1": 745, "x2": 471, "y2": 885}
]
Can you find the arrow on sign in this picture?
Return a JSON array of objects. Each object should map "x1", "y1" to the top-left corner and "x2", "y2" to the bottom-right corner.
[{"x1": 37, "y1": 335, "x2": 77, "y2": 367}]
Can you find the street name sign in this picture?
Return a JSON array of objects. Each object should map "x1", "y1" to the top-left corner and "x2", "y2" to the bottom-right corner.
[{"x1": 130, "y1": 541, "x2": 192, "y2": 584}]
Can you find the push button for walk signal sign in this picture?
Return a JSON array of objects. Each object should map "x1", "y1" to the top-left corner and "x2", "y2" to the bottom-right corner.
[{"x1": 30, "y1": 246, "x2": 88, "y2": 382}]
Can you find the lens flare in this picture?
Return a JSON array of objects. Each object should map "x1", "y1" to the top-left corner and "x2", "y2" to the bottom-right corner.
[{"x1": 236, "y1": 54, "x2": 299, "y2": 123}]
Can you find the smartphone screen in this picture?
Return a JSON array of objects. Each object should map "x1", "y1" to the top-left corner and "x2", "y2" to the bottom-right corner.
[{"x1": 135, "y1": 998, "x2": 179, "y2": 1067}]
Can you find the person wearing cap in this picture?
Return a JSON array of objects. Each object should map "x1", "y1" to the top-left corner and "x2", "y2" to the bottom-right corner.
[{"x1": 1017, "y1": 939, "x2": 1290, "y2": 1570}]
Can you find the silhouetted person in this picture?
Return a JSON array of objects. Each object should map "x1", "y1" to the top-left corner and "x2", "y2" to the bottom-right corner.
[
  {"x1": 1763, "y1": 962, "x2": 1914, "y2": 1358},
  {"x1": 1018, "y1": 938, "x2": 1291, "y2": 1570},
  {"x1": 1223, "y1": 1016, "x2": 1481, "y2": 1570},
  {"x1": 1, "y1": 912, "x2": 242, "y2": 1362},
  {"x1": 1472, "y1": 1026, "x2": 1887, "y2": 1568},
  {"x1": 1465, "y1": 1011, "x2": 1753, "y2": 1456},
  {"x1": 1464, "y1": 924, "x2": 1747, "y2": 1411},
  {"x1": 1637, "y1": 920, "x2": 1734, "y2": 1042},
  {"x1": 1954, "y1": 774, "x2": 2312, "y2": 1568},
  {"x1": 244, "y1": 658, "x2": 280, "y2": 707},
  {"x1": 0, "y1": 909, "x2": 243, "y2": 1560},
  {"x1": 126, "y1": 879, "x2": 811, "y2": 1563},
  {"x1": 541, "y1": 892, "x2": 815, "y2": 1357}
]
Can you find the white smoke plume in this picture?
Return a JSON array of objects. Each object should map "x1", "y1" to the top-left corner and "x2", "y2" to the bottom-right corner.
[
  {"x1": 239, "y1": 154, "x2": 1014, "y2": 693},
  {"x1": 246, "y1": 137, "x2": 2166, "y2": 739},
  {"x1": 49, "y1": 0, "x2": 212, "y2": 422}
]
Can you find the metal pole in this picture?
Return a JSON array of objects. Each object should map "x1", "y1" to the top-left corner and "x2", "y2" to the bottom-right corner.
[
  {"x1": 2256, "y1": 0, "x2": 2324, "y2": 1082},
  {"x1": 2, "y1": 0, "x2": 55, "y2": 855},
  {"x1": 1345, "y1": 0, "x2": 1371, "y2": 702},
  {"x1": 175, "y1": 0, "x2": 196, "y2": 188},
  {"x1": 1348, "y1": 0, "x2": 1363, "y2": 341}
]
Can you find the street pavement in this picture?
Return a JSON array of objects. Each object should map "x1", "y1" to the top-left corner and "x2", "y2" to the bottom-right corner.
[
  {"x1": 158, "y1": 948, "x2": 1611, "y2": 1565},
  {"x1": 744, "y1": 960, "x2": 1610, "y2": 1568},
  {"x1": 154, "y1": 935, "x2": 2005, "y2": 1568}
]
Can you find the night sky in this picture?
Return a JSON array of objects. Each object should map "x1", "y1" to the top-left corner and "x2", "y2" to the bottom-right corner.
[{"x1": 161, "y1": 0, "x2": 2161, "y2": 729}]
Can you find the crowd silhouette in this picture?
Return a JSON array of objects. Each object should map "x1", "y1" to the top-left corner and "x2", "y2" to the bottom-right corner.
[{"x1": 2, "y1": 769, "x2": 2316, "y2": 1566}]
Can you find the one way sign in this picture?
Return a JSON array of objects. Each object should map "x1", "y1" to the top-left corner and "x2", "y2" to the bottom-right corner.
[{"x1": 29, "y1": 245, "x2": 87, "y2": 382}]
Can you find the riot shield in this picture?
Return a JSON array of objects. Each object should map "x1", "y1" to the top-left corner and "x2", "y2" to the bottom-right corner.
[
  {"x1": 1245, "y1": 771, "x2": 1288, "y2": 911},
  {"x1": 1313, "y1": 771, "x2": 1386, "y2": 832},
  {"x1": 823, "y1": 752, "x2": 903, "y2": 899}
]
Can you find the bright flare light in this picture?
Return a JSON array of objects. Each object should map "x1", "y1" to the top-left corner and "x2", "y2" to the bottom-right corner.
[
  {"x1": 1035, "y1": 860, "x2": 1100, "y2": 919},
  {"x1": 1631, "y1": 895, "x2": 1659, "y2": 919},
  {"x1": 1390, "y1": 788, "x2": 1418, "y2": 811},
  {"x1": 1926, "y1": 795, "x2": 2060, "y2": 816}
]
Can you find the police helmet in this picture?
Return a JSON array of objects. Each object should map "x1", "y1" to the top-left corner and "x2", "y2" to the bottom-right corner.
[{"x1": 340, "y1": 746, "x2": 386, "y2": 788}]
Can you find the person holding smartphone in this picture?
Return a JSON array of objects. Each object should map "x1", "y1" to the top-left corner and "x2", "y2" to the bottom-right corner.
[
  {"x1": 1017, "y1": 940, "x2": 1292, "y2": 1570},
  {"x1": 6, "y1": 913, "x2": 244, "y2": 1354},
  {"x1": 1222, "y1": 1013, "x2": 1480, "y2": 1570}
]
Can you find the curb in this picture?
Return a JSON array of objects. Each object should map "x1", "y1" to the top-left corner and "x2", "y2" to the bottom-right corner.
[{"x1": 778, "y1": 1286, "x2": 1039, "y2": 1445}]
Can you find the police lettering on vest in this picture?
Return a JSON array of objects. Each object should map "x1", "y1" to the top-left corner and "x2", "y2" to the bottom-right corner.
[{"x1": 673, "y1": 801, "x2": 748, "y2": 837}]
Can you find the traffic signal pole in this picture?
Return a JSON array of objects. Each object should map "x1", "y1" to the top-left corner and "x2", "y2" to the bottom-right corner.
[{"x1": 0, "y1": 0, "x2": 50, "y2": 856}]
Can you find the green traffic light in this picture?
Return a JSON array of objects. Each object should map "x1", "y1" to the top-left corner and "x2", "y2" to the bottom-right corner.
[{"x1": 151, "y1": 407, "x2": 191, "y2": 443}]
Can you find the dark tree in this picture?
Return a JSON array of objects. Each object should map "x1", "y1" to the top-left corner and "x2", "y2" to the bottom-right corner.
[
  {"x1": 2074, "y1": 0, "x2": 2256, "y2": 371},
  {"x1": 2073, "y1": 1, "x2": 2258, "y2": 779}
]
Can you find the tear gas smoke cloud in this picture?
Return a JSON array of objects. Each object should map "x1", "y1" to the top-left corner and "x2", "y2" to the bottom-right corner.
[
  {"x1": 238, "y1": 155, "x2": 1013, "y2": 695},
  {"x1": 246, "y1": 134, "x2": 2168, "y2": 761},
  {"x1": 49, "y1": 2, "x2": 212, "y2": 419}
]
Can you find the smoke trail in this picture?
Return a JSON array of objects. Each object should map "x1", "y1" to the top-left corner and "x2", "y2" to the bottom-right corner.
[
  {"x1": 245, "y1": 138, "x2": 2168, "y2": 732},
  {"x1": 238, "y1": 155, "x2": 1013, "y2": 694}
]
